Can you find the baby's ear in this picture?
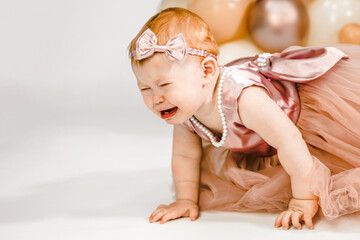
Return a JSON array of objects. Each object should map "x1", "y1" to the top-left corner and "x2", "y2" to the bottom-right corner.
[{"x1": 201, "y1": 57, "x2": 218, "y2": 82}]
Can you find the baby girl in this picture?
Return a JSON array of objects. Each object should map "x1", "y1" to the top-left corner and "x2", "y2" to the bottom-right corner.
[{"x1": 128, "y1": 7, "x2": 360, "y2": 230}]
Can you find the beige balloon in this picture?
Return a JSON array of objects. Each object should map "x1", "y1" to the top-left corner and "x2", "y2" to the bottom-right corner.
[
  {"x1": 307, "y1": 0, "x2": 360, "y2": 46},
  {"x1": 158, "y1": 0, "x2": 189, "y2": 11},
  {"x1": 301, "y1": 0, "x2": 316, "y2": 5},
  {"x1": 188, "y1": 0, "x2": 256, "y2": 45},
  {"x1": 217, "y1": 38, "x2": 262, "y2": 65},
  {"x1": 339, "y1": 23, "x2": 360, "y2": 45}
]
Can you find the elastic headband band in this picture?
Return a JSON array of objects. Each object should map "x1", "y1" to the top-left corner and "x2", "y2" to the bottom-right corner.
[{"x1": 130, "y1": 28, "x2": 217, "y2": 63}]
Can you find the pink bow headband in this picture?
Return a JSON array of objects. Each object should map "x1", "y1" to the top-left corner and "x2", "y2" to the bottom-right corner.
[{"x1": 130, "y1": 29, "x2": 217, "y2": 63}]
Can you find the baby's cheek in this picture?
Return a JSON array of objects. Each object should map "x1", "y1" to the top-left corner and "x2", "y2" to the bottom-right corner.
[{"x1": 142, "y1": 96, "x2": 152, "y2": 109}]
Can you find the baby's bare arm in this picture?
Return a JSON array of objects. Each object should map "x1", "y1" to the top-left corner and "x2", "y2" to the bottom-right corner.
[
  {"x1": 238, "y1": 86, "x2": 318, "y2": 229},
  {"x1": 171, "y1": 124, "x2": 202, "y2": 203},
  {"x1": 149, "y1": 124, "x2": 202, "y2": 224},
  {"x1": 238, "y1": 86, "x2": 314, "y2": 195}
]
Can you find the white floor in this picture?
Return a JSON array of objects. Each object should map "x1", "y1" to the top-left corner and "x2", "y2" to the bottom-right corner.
[{"x1": 1, "y1": 105, "x2": 360, "y2": 240}]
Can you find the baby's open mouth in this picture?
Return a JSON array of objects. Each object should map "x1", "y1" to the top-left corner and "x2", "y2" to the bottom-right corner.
[{"x1": 161, "y1": 107, "x2": 178, "y2": 119}]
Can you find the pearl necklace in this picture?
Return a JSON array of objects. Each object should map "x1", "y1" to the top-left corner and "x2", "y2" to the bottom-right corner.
[
  {"x1": 256, "y1": 52, "x2": 271, "y2": 67},
  {"x1": 190, "y1": 67, "x2": 230, "y2": 148}
]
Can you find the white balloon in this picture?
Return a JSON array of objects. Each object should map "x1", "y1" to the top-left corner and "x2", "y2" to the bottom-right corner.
[
  {"x1": 307, "y1": 0, "x2": 360, "y2": 46},
  {"x1": 158, "y1": 0, "x2": 189, "y2": 11},
  {"x1": 217, "y1": 38, "x2": 262, "y2": 65}
]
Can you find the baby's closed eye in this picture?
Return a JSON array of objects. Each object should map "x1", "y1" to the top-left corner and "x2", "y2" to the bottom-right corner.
[{"x1": 159, "y1": 83, "x2": 172, "y2": 87}]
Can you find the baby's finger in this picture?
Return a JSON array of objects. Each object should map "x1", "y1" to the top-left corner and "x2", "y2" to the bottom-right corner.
[
  {"x1": 291, "y1": 211, "x2": 303, "y2": 230},
  {"x1": 150, "y1": 204, "x2": 167, "y2": 220},
  {"x1": 149, "y1": 208, "x2": 165, "y2": 220},
  {"x1": 156, "y1": 204, "x2": 167, "y2": 209},
  {"x1": 150, "y1": 210, "x2": 167, "y2": 223},
  {"x1": 189, "y1": 207, "x2": 199, "y2": 221},
  {"x1": 160, "y1": 211, "x2": 179, "y2": 224},
  {"x1": 281, "y1": 211, "x2": 293, "y2": 230},
  {"x1": 304, "y1": 215, "x2": 314, "y2": 230},
  {"x1": 274, "y1": 211, "x2": 286, "y2": 228}
]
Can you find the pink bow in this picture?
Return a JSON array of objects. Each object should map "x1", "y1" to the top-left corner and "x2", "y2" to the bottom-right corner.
[{"x1": 134, "y1": 29, "x2": 188, "y2": 62}]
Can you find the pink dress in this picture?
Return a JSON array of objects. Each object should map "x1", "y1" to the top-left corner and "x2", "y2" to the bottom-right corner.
[{"x1": 181, "y1": 44, "x2": 360, "y2": 220}]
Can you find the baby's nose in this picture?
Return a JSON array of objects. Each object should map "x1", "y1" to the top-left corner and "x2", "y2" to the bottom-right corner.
[{"x1": 153, "y1": 94, "x2": 165, "y2": 104}]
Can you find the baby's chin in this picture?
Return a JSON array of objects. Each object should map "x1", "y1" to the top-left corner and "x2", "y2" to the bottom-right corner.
[
  {"x1": 163, "y1": 118, "x2": 187, "y2": 125},
  {"x1": 164, "y1": 116, "x2": 192, "y2": 125}
]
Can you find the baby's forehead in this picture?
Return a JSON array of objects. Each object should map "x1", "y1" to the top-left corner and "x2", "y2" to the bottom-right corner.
[
  {"x1": 134, "y1": 56, "x2": 168, "y2": 70},
  {"x1": 133, "y1": 54, "x2": 200, "y2": 84},
  {"x1": 133, "y1": 56, "x2": 176, "y2": 76}
]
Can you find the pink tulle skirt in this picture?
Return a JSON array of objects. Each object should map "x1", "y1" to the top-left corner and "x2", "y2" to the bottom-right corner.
[{"x1": 198, "y1": 44, "x2": 360, "y2": 220}]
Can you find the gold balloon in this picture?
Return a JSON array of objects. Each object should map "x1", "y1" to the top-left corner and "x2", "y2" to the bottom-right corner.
[
  {"x1": 188, "y1": 0, "x2": 255, "y2": 45},
  {"x1": 158, "y1": 0, "x2": 189, "y2": 11},
  {"x1": 307, "y1": 0, "x2": 360, "y2": 46},
  {"x1": 339, "y1": 23, "x2": 360, "y2": 45},
  {"x1": 248, "y1": 0, "x2": 309, "y2": 52}
]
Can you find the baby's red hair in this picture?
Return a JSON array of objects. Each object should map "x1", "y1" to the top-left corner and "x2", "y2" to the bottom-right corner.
[{"x1": 129, "y1": 7, "x2": 219, "y2": 64}]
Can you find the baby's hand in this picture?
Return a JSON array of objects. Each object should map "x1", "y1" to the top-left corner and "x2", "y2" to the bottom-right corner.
[
  {"x1": 274, "y1": 198, "x2": 319, "y2": 230},
  {"x1": 149, "y1": 199, "x2": 199, "y2": 224}
]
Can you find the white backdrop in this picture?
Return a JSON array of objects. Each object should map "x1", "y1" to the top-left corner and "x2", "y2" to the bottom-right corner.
[
  {"x1": 0, "y1": 0, "x2": 162, "y2": 109},
  {"x1": 0, "y1": 0, "x2": 166, "y2": 140}
]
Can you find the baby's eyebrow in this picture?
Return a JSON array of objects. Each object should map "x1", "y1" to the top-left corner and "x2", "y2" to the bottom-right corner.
[
  {"x1": 155, "y1": 77, "x2": 171, "y2": 84},
  {"x1": 137, "y1": 77, "x2": 170, "y2": 86}
]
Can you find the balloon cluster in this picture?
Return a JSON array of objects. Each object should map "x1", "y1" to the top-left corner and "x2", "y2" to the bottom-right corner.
[{"x1": 159, "y1": 0, "x2": 360, "y2": 64}]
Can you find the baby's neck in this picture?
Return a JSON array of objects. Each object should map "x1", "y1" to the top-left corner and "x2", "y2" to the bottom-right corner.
[{"x1": 192, "y1": 67, "x2": 223, "y2": 134}]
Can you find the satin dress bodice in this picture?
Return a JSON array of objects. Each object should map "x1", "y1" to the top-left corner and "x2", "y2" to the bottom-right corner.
[{"x1": 181, "y1": 46, "x2": 348, "y2": 156}]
